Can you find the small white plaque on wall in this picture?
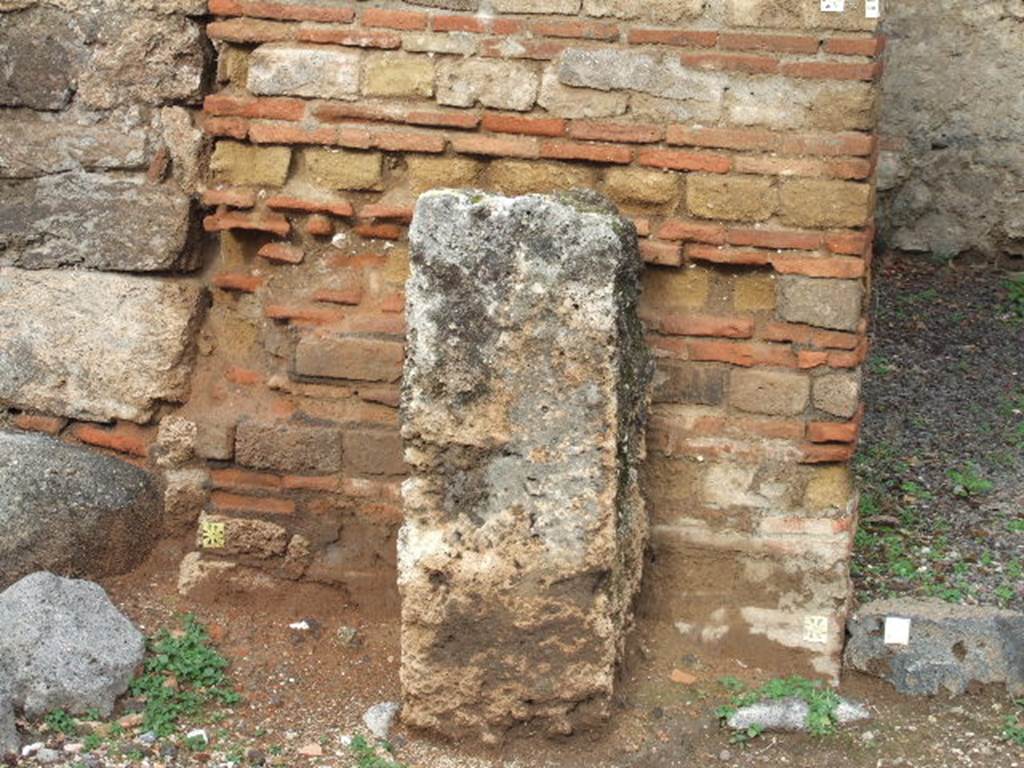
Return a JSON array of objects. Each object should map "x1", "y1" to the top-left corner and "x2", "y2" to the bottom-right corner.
[
  {"x1": 884, "y1": 616, "x2": 912, "y2": 645},
  {"x1": 865, "y1": 0, "x2": 881, "y2": 18},
  {"x1": 821, "y1": 0, "x2": 845, "y2": 12},
  {"x1": 804, "y1": 615, "x2": 829, "y2": 644}
]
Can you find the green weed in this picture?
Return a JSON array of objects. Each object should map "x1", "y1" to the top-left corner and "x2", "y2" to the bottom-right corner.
[
  {"x1": 129, "y1": 614, "x2": 240, "y2": 737},
  {"x1": 947, "y1": 464, "x2": 994, "y2": 497},
  {"x1": 349, "y1": 735, "x2": 408, "y2": 768},
  {"x1": 1004, "y1": 274, "x2": 1024, "y2": 319},
  {"x1": 1002, "y1": 699, "x2": 1024, "y2": 745},
  {"x1": 45, "y1": 709, "x2": 78, "y2": 737},
  {"x1": 715, "y1": 676, "x2": 842, "y2": 742}
]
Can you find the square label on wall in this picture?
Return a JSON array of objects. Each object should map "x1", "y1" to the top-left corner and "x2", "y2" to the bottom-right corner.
[
  {"x1": 804, "y1": 615, "x2": 829, "y2": 644},
  {"x1": 821, "y1": 0, "x2": 845, "y2": 11},
  {"x1": 884, "y1": 616, "x2": 912, "y2": 645},
  {"x1": 865, "y1": 0, "x2": 881, "y2": 18}
]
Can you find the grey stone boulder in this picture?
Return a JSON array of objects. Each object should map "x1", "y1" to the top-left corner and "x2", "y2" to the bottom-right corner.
[
  {"x1": 845, "y1": 598, "x2": 1024, "y2": 696},
  {"x1": 0, "y1": 431, "x2": 162, "y2": 588},
  {"x1": 0, "y1": 679, "x2": 16, "y2": 757},
  {"x1": 727, "y1": 697, "x2": 870, "y2": 733},
  {"x1": 0, "y1": 572, "x2": 145, "y2": 717}
]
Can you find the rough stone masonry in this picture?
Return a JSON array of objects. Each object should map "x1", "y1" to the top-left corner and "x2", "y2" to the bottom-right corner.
[{"x1": 399, "y1": 190, "x2": 652, "y2": 740}]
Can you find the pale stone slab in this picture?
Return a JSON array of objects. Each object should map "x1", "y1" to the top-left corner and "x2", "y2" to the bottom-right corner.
[
  {"x1": 248, "y1": 42, "x2": 360, "y2": 100},
  {"x1": 400, "y1": 190, "x2": 652, "y2": 741},
  {"x1": 0, "y1": 268, "x2": 205, "y2": 423}
]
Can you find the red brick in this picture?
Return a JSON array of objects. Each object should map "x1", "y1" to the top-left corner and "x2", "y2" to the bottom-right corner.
[
  {"x1": 718, "y1": 32, "x2": 820, "y2": 54},
  {"x1": 266, "y1": 195, "x2": 355, "y2": 217},
  {"x1": 207, "y1": 18, "x2": 292, "y2": 43},
  {"x1": 733, "y1": 156, "x2": 831, "y2": 178},
  {"x1": 482, "y1": 112, "x2": 566, "y2": 137},
  {"x1": 780, "y1": 60, "x2": 881, "y2": 81},
  {"x1": 405, "y1": 110, "x2": 481, "y2": 130},
  {"x1": 680, "y1": 52, "x2": 779, "y2": 75},
  {"x1": 313, "y1": 288, "x2": 363, "y2": 306},
  {"x1": 355, "y1": 222, "x2": 405, "y2": 240},
  {"x1": 248, "y1": 122, "x2": 339, "y2": 146},
  {"x1": 432, "y1": 14, "x2": 486, "y2": 33},
  {"x1": 314, "y1": 102, "x2": 400, "y2": 124},
  {"x1": 225, "y1": 367, "x2": 263, "y2": 385},
  {"x1": 479, "y1": 38, "x2": 565, "y2": 60},
  {"x1": 827, "y1": 158, "x2": 874, "y2": 180},
  {"x1": 656, "y1": 219, "x2": 726, "y2": 244},
  {"x1": 636, "y1": 148, "x2": 731, "y2": 173},
  {"x1": 540, "y1": 140, "x2": 632, "y2": 164},
  {"x1": 529, "y1": 19, "x2": 619, "y2": 40},
  {"x1": 209, "y1": 0, "x2": 355, "y2": 23},
  {"x1": 258, "y1": 243, "x2": 304, "y2": 264},
  {"x1": 658, "y1": 313, "x2": 755, "y2": 339},
  {"x1": 380, "y1": 293, "x2": 405, "y2": 313},
  {"x1": 798, "y1": 350, "x2": 829, "y2": 369},
  {"x1": 211, "y1": 467, "x2": 283, "y2": 492},
  {"x1": 568, "y1": 120, "x2": 663, "y2": 144},
  {"x1": 212, "y1": 272, "x2": 265, "y2": 293},
  {"x1": 824, "y1": 36, "x2": 885, "y2": 57},
  {"x1": 298, "y1": 27, "x2": 401, "y2": 48},
  {"x1": 779, "y1": 132, "x2": 875, "y2": 157},
  {"x1": 359, "y1": 204, "x2": 414, "y2": 222},
  {"x1": 211, "y1": 490, "x2": 296, "y2": 516},
  {"x1": 686, "y1": 339, "x2": 797, "y2": 368},
  {"x1": 451, "y1": 134, "x2": 539, "y2": 159},
  {"x1": 759, "y1": 321, "x2": 812, "y2": 345},
  {"x1": 205, "y1": 211, "x2": 290, "y2": 236},
  {"x1": 639, "y1": 239, "x2": 682, "y2": 266},
  {"x1": 685, "y1": 244, "x2": 771, "y2": 266},
  {"x1": 773, "y1": 255, "x2": 865, "y2": 279},
  {"x1": 362, "y1": 8, "x2": 427, "y2": 30},
  {"x1": 630, "y1": 217, "x2": 651, "y2": 236},
  {"x1": 202, "y1": 188, "x2": 257, "y2": 208},
  {"x1": 490, "y1": 19, "x2": 524, "y2": 35},
  {"x1": 824, "y1": 230, "x2": 870, "y2": 255},
  {"x1": 731, "y1": 416, "x2": 805, "y2": 441},
  {"x1": 799, "y1": 443, "x2": 855, "y2": 463},
  {"x1": 811, "y1": 329, "x2": 861, "y2": 350},
  {"x1": 13, "y1": 413, "x2": 66, "y2": 435},
  {"x1": 666, "y1": 125, "x2": 778, "y2": 151},
  {"x1": 282, "y1": 475, "x2": 340, "y2": 491},
  {"x1": 371, "y1": 130, "x2": 447, "y2": 153},
  {"x1": 305, "y1": 215, "x2": 334, "y2": 236},
  {"x1": 807, "y1": 420, "x2": 860, "y2": 443},
  {"x1": 73, "y1": 423, "x2": 151, "y2": 457},
  {"x1": 204, "y1": 93, "x2": 306, "y2": 121},
  {"x1": 627, "y1": 28, "x2": 718, "y2": 48},
  {"x1": 201, "y1": 116, "x2": 250, "y2": 139},
  {"x1": 725, "y1": 227, "x2": 822, "y2": 250}
]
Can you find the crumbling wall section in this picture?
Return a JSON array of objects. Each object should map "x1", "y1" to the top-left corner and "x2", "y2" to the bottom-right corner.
[
  {"x1": 0, "y1": 0, "x2": 210, "y2": 427},
  {"x1": 175, "y1": 0, "x2": 884, "y2": 679},
  {"x1": 878, "y1": 1, "x2": 1024, "y2": 257}
]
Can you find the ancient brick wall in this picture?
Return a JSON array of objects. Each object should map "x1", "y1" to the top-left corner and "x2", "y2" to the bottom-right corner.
[
  {"x1": 1, "y1": 0, "x2": 884, "y2": 681},
  {"x1": 185, "y1": 0, "x2": 882, "y2": 678}
]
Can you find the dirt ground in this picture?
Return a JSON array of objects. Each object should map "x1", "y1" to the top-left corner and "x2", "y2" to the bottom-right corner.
[{"x1": 56, "y1": 536, "x2": 1014, "y2": 768}]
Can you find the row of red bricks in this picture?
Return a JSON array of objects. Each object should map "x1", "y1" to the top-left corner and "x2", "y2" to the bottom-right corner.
[
  {"x1": 207, "y1": 93, "x2": 877, "y2": 155},
  {"x1": 649, "y1": 420, "x2": 859, "y2": 465},
  {"x1": 204, "y1": 117, "x2": 875, "y2": 181},
  {"x1": 209, "y1": 2, "x2": 885, "y2": 62}
]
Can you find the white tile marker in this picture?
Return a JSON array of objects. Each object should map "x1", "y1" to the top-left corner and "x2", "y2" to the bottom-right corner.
[
  {"x1": 884, "y1": 616, "x2": 912, "y2": 645},
  {"x1": 865, "y1": 0, "x2": 881, "y2": 18},
  {"x1": 821, "y1": 0, "x2": 845, "y2": 11}
]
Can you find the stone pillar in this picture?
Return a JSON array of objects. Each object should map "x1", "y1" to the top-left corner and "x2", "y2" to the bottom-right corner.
[{"x1": 399, "y1": 190, "x2": 652, "y2": 741}]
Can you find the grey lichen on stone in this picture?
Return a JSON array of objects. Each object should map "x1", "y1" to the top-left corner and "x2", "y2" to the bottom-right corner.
[{"x1": 400, "y1": 189, "x2": 652, "y2": 741}]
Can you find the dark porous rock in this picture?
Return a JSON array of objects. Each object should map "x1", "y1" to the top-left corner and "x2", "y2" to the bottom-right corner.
[
  {"x1": 0, "y1": 173, "x2": 196, "y2": 272},
  {"x1": 845, "y1": 598, "x2": 1024, "y2": 696},
  {"x1": 0, "y1": 431, "x2": 161, "y2": 588},
  {"x1": 0, "y1": 572, "x2": 145, "y2": 717}
]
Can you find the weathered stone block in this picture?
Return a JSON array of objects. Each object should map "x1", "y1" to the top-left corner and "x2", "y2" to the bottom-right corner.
[
  {"x1": 603, "y1": 168, "x2": 680, "y2": 207},
  {"x1": 813, "y1": 372, "x2": 861, "y2": 419},
  {"x1": 210, "y1": 141, "x2": 292, "y2": 188},
  {"x1": 485, "y1": 160, "x2": 596, "y2": 196},
  {"x1": 235, "y1": 418, "x2": 343, "y2": 474},
  {"x1": 558, "y1": 48, "x2": 726, "y2": 105},
  {"x1": 406, "y1": 156, "x2": 481, "y2": 192},
  {"x1": 294, "y1": 334, "x2": 404, "y2": 382},
  {"x1": 641, "y1": 265, "x2": 711, "y2": 310},
  {"x1": 196, "y1": 513, "x2": 289, "y2": 558},
  {"x1": 0, "y1": 173, "x2": 196, "y2": 271},
  {"x1": 0, "y1": 268, "x2": 205, "y2": 423},
  {"x1": 584, "y1": 0, "x2": 703, "y2": 22},
  {"x1": 248, "y1": 43, "x2": 360, "y2": 100},
  {"x1": 652, "y1": 361, "x2": 726, "y2": 406},
  {"x1": 300, "y1": 148, "x2": 382, "y2": 191},
  {"x1": 687, "y1": 174, "x2": 777, "y2": 222},
  {"x1": 0, "y1": 113, "x2": 147, "y2": 178},
  {"x1": 777, "y1": 276, "x2": 863, "y2": 332},
  {"x1": 0, "y1": 7, "x2": 88, "y2": 110},
  {"x1": 780, "y1": 179, "x2": 872, "y2": 228},
  {"x1": 491, "y1": 0, "x2": 581, "y2": 12},
  {"x1": 342, "y1": 429, "x2": 405, "y2": 477},
  {"x1": 845, "y1": 599, "x2": 1024, "y2": 697},
  {"x1": 437, "y1": 59, "x2": 540, "y2": 112},
  {"x1": 400, "y1": 190, "x2": 652, "y2": 740},
  {"x1": 363, "y1": 53, "x2": 435, "y2": 98},
  {"x1": 734, "y1": 272, "x2": 777, "y2": 311},
  {"x1": 729, "y1": 369, "x2": 810, "y2": 416},
  {"x1": 537, "y1": 70, "x2": 629, "y2": 119}
]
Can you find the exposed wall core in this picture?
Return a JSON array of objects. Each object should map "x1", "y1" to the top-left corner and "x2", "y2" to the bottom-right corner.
[{"x1": 1, "y1": 0, "x2": 883, "y2": 684}]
